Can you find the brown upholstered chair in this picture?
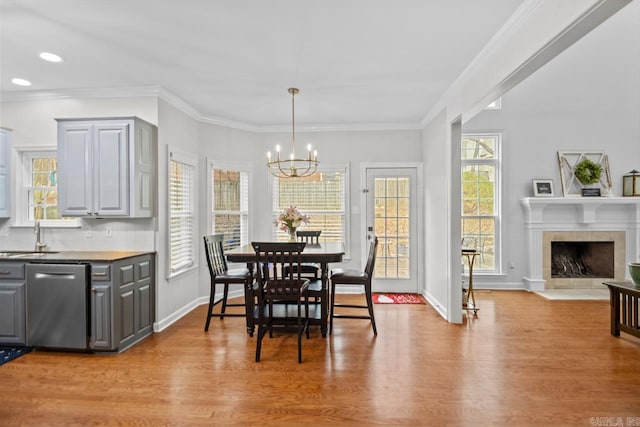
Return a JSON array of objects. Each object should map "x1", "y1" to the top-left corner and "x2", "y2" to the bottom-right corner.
[
  {"x1": 252, "y1": 241, "x2": 311, "y2": 363},
  {"x1": 329, "y1": 236, "x2": 379, "y2": 335},
  {"x1": 203, "y1": 234, "x2": 253, "y2": 332}
]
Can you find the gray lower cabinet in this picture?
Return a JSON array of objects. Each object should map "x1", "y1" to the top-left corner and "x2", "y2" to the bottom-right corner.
[
  {"x1": 0, "y1": 263, "x2": 26, "y2": 345},
  {"x1": 90, "y1": 254, "x2": 155, "y2": 352},
  {"x1": 90, "y1": 264, "x2": 113, "y2": 350}
]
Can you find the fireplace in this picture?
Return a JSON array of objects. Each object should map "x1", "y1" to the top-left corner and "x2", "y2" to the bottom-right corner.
[
  {"x1": 520, "y1": 197, "x2": 640, "y2": 291},
  {"x1": 543, "y1": 231, "x2": 624, "y2": 289}
]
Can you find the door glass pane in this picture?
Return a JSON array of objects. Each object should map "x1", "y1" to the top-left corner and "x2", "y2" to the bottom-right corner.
[{"x1": 373, "y1": 176, "x2": 412, "y2": 279}]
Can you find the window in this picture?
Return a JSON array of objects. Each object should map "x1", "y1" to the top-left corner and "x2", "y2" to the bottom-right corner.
[
  {"x1": 210, "y1": 164, "x2": 249, "y2": 251},
  {"x1": 272, "y1": 165, "x2": 348, "y2": 243},
  {"x1": 485, "y1": 97, "x2": 502, "y2": 110},
  {"x1": 461, "y1": 133, "x2": 500, "y2": 272},
  {"x1": 168, "y1": 149, "x2": 197, "y2": 277},
  {"x1": 18, "y1": 150, "x2": 76, "y2": 226}
]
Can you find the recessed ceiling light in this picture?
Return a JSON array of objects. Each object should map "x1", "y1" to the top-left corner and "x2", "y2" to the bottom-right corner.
[
  {"x1": 39, "y1": 52, "x2": 63, "y2": 63},
  {"x1": 11, "y1": 78, "x2": 31, "y2": 87}
]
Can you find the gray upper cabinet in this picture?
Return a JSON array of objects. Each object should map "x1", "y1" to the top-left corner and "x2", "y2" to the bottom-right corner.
[
  {"x1": 0, "y1": 128, "x2": 11, "y2": 218},
  {"x1": 57, "y1": 117, "x2": 157, "y2": 217}
]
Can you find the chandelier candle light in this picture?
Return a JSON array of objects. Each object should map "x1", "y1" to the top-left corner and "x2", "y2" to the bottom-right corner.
[{"x1": 267, "y1": 88, "x2": 318, "y2": 178}]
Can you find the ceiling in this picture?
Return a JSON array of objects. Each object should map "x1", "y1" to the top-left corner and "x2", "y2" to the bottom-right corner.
[{"x1": 0, "y1": 0, "x2": 526, "y2": 130}]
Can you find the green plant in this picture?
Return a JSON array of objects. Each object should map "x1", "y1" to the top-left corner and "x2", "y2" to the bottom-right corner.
[{"x1": 574, "y1": 159, "x2": 602, "y2": 185}]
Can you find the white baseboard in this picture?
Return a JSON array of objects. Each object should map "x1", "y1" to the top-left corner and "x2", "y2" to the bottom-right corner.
[
  {"x1": 153, "y1": 289, "x2": 245, "y2": 333},
  {"x1": 422, "y1": 290, "x2": 447, "y2": 320}
]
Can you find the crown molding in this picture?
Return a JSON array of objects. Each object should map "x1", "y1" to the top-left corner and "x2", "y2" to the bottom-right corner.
[
  {"x1": 256, "y1": 122, "x2": 422, "y2": 133},
  {"x1": 1, "y1": 85, "x2": 422, "y2": 132},
  {"x1": 0, "y1": 85, "x2": 163, "y2": 103}
]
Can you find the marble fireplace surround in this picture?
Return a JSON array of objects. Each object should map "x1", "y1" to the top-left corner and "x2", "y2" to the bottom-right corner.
[{"x1": 520, "y1": 197, "x2": 640, "y2": 291}]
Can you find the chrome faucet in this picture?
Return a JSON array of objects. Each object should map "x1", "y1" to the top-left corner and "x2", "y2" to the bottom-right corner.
[{"x1": 34, "y1": 220, "x2": 47, "y2": 252}]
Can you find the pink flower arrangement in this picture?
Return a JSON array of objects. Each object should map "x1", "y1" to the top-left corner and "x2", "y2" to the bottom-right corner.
[{"x1": 274, "y1": 205, "x2": 310, "y2": 233}]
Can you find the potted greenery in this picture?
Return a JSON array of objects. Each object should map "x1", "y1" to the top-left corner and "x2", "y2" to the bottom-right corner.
[{"x1": 574, "y1": 158, "x2": 602, "y2": 196}]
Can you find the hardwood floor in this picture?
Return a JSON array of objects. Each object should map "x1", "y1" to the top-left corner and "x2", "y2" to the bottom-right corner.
[{"x1": 1, "y1": 291, "x2": 639, "y2": 426}]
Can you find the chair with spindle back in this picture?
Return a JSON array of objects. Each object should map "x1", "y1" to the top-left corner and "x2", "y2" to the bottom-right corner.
[
  {"x1": 283, "y1": 230, "x2": 322, "y2": 279},
  {"x1": 329, "y1": 236, "x2": 379, "y2": 335},
  {"x1": 203, "y1": 234, "x2": 253, "y2": 333},
  {"x1": 252, "y1": 241, "x2": 310, "y2": 363}
]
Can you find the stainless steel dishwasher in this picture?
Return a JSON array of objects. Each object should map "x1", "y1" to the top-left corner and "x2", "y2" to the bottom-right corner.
[{"x1": 26, "y1": 263, "x2": 90, "y2": 350}]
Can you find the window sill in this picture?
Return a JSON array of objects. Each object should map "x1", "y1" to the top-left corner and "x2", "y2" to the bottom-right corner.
[
  {"x1": 464, "y1": 272, "x2": 507, "y2": 278},
  {"x1": 11, "y1": 220, "x2": 81, "y2": 229},
  {"x1": 167, "y1": 264, "x2": 199, "y2": 281}
]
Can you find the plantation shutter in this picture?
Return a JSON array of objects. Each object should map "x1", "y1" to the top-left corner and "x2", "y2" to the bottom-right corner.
[
  {"x1": 272, "y1": 168, "x2": 346, "y2": 242},
  {"x1": 169, "y1": 152, "x2": 196, "y2": 274},
  {"x1": 212, "y1": 168, "x2": 249, "y2": 251}
]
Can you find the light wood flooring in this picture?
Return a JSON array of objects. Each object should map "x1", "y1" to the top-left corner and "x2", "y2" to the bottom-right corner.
[{"x1": 1, "y1": 291, "x2": 639, "y2": 426}]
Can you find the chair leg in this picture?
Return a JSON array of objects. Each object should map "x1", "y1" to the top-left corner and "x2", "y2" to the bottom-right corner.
[
  {"x1": 255, "y1": 325, "x2": 266, "y2": 362},
  {"x1": 365, "y1": 284, "x2": 377, "y2": 335},
  {"x1": 204, "y1": 282, "x2": 216, "y2": 332},
  {"x1": 329, "y1": 281, "x2": 336, "y2": 335},
  {"x1": 297, "y1": 303, "x2": 303, "y2": 363},
  {"x1": 220, "y1": 283, "x2": 230, "y2": 319},
  {"x1": 245, "y1": 279, "x2": 256, "y2": 336}
]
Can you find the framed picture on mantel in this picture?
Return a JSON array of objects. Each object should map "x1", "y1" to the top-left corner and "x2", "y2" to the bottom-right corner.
[{"x1": 532, "y1": 179, "x2": 554, "y2": 197}]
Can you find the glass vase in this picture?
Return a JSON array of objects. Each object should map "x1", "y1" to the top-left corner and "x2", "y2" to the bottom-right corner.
[{"x1": 288, "y1": 228, "x2": 297, "y2": 242}]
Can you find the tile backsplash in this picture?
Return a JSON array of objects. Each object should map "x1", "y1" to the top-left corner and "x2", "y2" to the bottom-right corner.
[{"x1": 0, "y1": 218, "x2": 156, "y2": 252}]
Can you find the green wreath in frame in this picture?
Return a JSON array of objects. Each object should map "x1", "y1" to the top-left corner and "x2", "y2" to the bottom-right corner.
[{"x1": 574, "y1": 158, "x2": 602, "y2": 185}]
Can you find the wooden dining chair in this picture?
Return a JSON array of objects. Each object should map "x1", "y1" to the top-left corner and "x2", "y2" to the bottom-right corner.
[
  {"x1": 297, "y1": 230, "x2": 321, "y2": 244},
  {"x1": 282, "y1": 230, "x2": 322, "y2": 279},
  {"x1": 252, "y1": 241, "x2": 310, "y2": 363},
  {"x1": 329, "y1": 236, "x2": 379, "y2": 335},
  {"x1": 203, "y1": 234, "x2": 253, "y2": 332}
]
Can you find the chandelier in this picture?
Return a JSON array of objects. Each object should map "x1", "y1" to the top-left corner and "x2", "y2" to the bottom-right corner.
[{"x1": 267, "y1": 88, "x2": 318, "y2": 178}]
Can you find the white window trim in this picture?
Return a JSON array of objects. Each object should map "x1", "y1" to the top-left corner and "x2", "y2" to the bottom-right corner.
[
  {"x1": 485, "y1": 97, "x2": 502, "y2": 110},
  {"x1": 207, "y1": 159, "x2": 252, "y2": 252},
  {"x1": 167, "y1": 146, "x2": 198, "y2": 280},
  {"x1": 268, "y1": 161, "x2": 350, "y2": 258},
  {"x1": 461, "y1": 132, "x2": 502, "y2": 275},
  {"x1": 13, "y1": 147, "x2": 80, "y2": 228}
]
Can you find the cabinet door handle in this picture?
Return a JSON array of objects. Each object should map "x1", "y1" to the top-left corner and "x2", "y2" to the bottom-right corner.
[
  {"x1": 91, "y1": 288, "x2": 97, "y2": 293},
  {"x1": 92, "y1": 272, "x2": 107, "y2": 277},
  {"x1": 0, "y1": 270, "x2": 10, "y2": 275}
]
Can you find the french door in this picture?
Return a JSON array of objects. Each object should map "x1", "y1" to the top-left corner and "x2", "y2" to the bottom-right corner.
[{"x1": 365, "y1": 167, "x2": 418, "y2": 293}]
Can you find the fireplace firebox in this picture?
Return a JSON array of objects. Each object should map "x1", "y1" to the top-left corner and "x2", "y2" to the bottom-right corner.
[{"x1": 550, "y1": 241, "x2": 614, "y2": 278}]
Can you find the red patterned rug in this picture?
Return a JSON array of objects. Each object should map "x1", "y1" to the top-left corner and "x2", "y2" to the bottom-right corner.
[{"x1": 373, "y1": 293, "x2": 425, "y2": 304}]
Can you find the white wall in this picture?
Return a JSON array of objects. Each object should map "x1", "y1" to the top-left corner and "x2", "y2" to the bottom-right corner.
[
  {"x1": 199, "y1": 123, "x2": 423, "y2": 269},
  {"x1": 154, "y1": 99, "x2": 201, "y2": 330},
  {"x1": 463, "y1": 0, "x2": 640, "y2": 289},
  {"x1": 269, "y1": 129, "x2": 423, "y2": 269},
  {"x1": 422, "y1": 109, "x2": 458, "y2": 321},
  {"x1": 0, "y1": 94, "x2": 422, "y2": 332},
  {"x1": 420, "y1": 0, "x2": 632, "y2": 322},
  {"x1": 0, "y1": 97, "x2": 158, "y2": 252}
]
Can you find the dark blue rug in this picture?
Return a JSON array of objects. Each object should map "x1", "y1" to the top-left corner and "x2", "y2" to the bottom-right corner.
[{"x1": 0, "y1": 346, "x2": 32, "y2": 366}]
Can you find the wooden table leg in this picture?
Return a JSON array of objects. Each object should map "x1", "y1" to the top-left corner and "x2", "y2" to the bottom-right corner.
[
  {"x1": 609, "y1": 287, "x2": 620, "y2": 337},
  {"x1": 320, "y1": 262, "x2": 329, "y2": 337},
  {"x1": 245, "y1": 262, "x2": 255, "y2": 336}
]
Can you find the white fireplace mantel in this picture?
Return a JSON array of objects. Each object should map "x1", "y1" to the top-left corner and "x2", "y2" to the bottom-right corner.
[
  {"x1": 520, "y1": 197, "x2": 640, "y2": 291},
  {"x1": 520, "y1": 197, "x2": 640, "y2": 224}
]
